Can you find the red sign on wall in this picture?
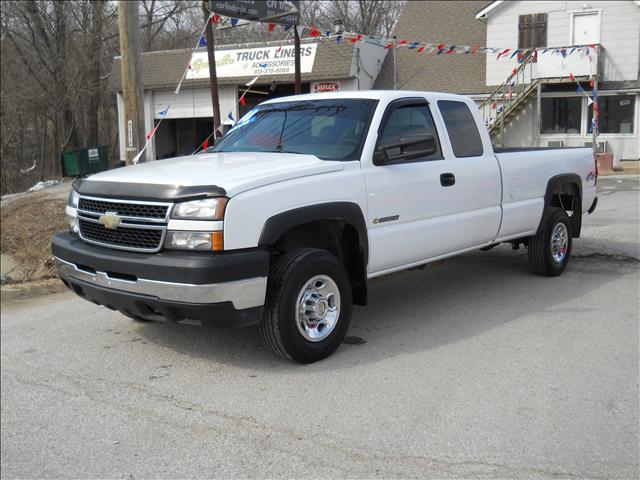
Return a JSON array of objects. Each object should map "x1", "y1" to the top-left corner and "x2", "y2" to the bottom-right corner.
[{"x1": 312, "y1": 82, "x2": 341, "y2": 93}]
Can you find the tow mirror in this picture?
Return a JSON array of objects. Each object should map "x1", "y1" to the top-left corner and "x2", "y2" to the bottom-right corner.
[{"x1": 374, "y1": 133, "x2": 437, "y2": 164}]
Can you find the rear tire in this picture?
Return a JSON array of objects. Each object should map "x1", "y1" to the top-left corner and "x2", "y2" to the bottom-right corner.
[
  {"x1": 260, "y1": 248, "x2": 352, "y2": 364},
  {"x1": 527, "y1": 208, "x2": 572, "y2": 277}
]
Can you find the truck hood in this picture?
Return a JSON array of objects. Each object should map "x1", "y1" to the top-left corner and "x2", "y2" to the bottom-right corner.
[{"x1": 85, "y1": 152, "x2": 344, "y2": 197}]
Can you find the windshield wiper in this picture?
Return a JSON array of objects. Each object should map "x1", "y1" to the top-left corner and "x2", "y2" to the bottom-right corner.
[{"x1": 264, "y1": 148, "x2": 305, "y2": 155}]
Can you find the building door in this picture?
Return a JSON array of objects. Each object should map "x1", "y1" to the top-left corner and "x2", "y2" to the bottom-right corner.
[{"x1": 572, "y1": 12, "x2": 600, "y2": 45}]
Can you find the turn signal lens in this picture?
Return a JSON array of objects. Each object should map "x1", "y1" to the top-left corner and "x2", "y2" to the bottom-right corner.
[{"x1": 212, "y1": 231, "x2": 224, "y2": 251}]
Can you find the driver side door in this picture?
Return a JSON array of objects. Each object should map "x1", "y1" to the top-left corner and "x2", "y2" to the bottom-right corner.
[{"x1": 362, "y1": 98, "x2": 461, "y2": 275}]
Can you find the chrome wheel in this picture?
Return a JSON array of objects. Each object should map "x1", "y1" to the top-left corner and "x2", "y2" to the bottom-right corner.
[
  {"x1": 550, "y1": 222, "x2": 569, "y2": 263},
  {"x1": 295, "y1": 275, "x2": 341, "y2": 342}
]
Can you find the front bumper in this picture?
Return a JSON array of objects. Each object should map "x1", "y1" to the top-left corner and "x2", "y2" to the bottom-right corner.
[{"x1": 52, "y1": 232, "x2": 269, "y2": 326}]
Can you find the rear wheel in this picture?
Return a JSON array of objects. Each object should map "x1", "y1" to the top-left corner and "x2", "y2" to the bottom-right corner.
[
  {"x1": 260, "y1": 248, "x2": 352, "y2": 363},
  {"x1": 527, "y1": 208, "x2": 572, "y2": 277}
]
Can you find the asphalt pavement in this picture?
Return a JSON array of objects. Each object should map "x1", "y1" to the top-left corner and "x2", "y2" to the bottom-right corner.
[{"x1": 1, "y1": 175, "x2": 638, "y2": 479}]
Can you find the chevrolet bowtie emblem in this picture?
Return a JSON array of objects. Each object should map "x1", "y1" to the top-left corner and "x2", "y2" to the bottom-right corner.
[{"x1": 99, "y1": 212, "x2": 122, "y2": 229}]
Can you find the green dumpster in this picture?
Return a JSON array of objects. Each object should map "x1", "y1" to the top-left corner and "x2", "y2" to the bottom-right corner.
[{"x1": 61, "y1": 145, "x2": 109, "y2": 177}]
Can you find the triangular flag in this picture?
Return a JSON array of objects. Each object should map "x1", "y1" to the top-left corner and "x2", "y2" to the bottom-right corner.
[
  {"x1": 385, "y1": 43, "x2": 394, "y2": 49},
  {"x1": 471, "y1": 44, "x2": 481, "y2": 54},
  {"x1": 258, "y1": 63, "x2": 268, "y2": 68},
  {"x1": 239, "y1": 95, "x2": 246, "y2": 106},
  {"x1": 336, "y1": 35, "x2": 343, "y2": 43},
  {"x1": 408, "y1": 41, "x2": 420, "y2": 49},
  {"x1": 146, "y1": 126, "x2": 158, "y2": 140},
  {"x1": 245, "y1": 75, "x2": 259, "y2": 87},
  {"x1": 417, "y1": 46, "x2": 425, "y2": 53},
  {"x1": 227, "y1": 112, "x2": 235, "y2": 123},
  {"x1": 309, "y1": 28, "x2": 321, "y2": 37},
  {"x1": 512, "y1": 68, "x2": 517, "y2": 76},
  {"x1": 283, "y1": 24, "x2": 292, "y2": 31},
  {"x1": 497, "y1": 48, "x2": 510, "y2": 59},
  {"x1": 509, "y1": 49, "x2": 520, "y2": 59},
  {"x1": 446, "y1": 45, "x2": 457, "y2": 54},
  {"x1": 211, "y1": 14, "x2": 220, "y2": 24},
  {"x1": 560, "y1": 48, "x2": 567, "y2": 58},
  {"x1": 230, "y1": 18, "x2": 239, "y2": 27},
  {"x1": 398, "y1": 40, "x2": 408, "y2": 46},
  {"x1": 569, "y1": 72, "x2": 575, "y2": 81},
  {"x1": 158, "y1": 107, "x2": 169, "y2": 117},
  {"x1": 198, "y1": 36, "x2": 207, "y2": 47},
  {"x1": 350, "y1": 34, "x2": 363, "y2": 43},
  {"x1": 295, "y1": 25, "x2": 305, "y2": 37},
  {"x1": 268, "y1": 23, "x2": 276, "y2": 32},
  {"x1": 587, "y1": 98, "x2": 594, "y2": 106},
  {"x1": 589, "y1": 79, "x2": 595, "y2": 88},
  {"x1": 201, "y1": 138, "x2": 209, "y2": 150}
]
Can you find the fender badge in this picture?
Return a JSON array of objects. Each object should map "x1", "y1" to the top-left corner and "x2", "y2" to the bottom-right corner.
[
  {"x1": 99, "y1": 212, "x2": 122, "y2": 229},
  {"x1": 373, "y1": 215, "x2": 399, "y2": 224}
]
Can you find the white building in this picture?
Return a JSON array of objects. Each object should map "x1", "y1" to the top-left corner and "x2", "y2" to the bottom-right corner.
[
  {"x1": 477, "y1": 0, "x2": 640, "y2": 165},
  {"x1": 111, "y1": 38, "x2": 387, "y2": 161}
]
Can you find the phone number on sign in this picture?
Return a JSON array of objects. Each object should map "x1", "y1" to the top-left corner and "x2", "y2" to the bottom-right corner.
[{"x1": 252, "y1": 67, "x2": 294, "y2": 75}]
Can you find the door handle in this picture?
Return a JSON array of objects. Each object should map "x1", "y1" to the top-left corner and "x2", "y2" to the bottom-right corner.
[{"x1": 440, "y1": 172, "x2": 455, "y2": 187}]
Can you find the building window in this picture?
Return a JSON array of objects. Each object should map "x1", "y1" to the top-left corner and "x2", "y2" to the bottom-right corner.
[
  {"x1": 587, "y1": 95, "x2": 636, "y2": 134},
  {"x1": 541, "y1": 97, "x2": 582, "y2": 134},
  {"x1": 518, "y1": 13, "x2": 547, "y2": 49}
]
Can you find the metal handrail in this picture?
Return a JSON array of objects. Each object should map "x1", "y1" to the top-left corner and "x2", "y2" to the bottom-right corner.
[{"x1": 479, "y1": 52, "x2": 537, "y2": 144}]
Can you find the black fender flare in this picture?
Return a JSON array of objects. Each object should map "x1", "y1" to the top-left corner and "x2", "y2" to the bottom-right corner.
[
  {"x1": 258, "y1": 202, "x2": 369, "y2": 267},
  {"x1": 541, "y1": 173, "x2": 583, "y2": 237}
]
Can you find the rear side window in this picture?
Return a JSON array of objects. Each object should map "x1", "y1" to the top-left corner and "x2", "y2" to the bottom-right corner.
[{"x1": 438, "y1": 100, "x2": 484, "y2": 157}]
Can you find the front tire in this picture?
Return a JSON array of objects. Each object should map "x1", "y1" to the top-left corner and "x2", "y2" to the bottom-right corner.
[
  {"x1": 260, "y1": 248, "x2": 352, "y2": 363},
  {"x1": 527, "y1": 208, "x2": 573, "y2": 277}
]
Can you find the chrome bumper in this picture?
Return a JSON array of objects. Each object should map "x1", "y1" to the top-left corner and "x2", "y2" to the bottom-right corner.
[{"x1": 54, "y1": 256, "x2": 267, "y2": 310}]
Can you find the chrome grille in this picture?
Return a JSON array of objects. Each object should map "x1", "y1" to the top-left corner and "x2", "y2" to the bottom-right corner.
[
  {"x1": 79, "y1": 219, "x2": 164, "y2": 251},
  {"x1": 77, "y1": 196, "x2": 171, "y2": 252},
  {"x1": 78, "y1": 198, "x2": 168, "y2": 220}
]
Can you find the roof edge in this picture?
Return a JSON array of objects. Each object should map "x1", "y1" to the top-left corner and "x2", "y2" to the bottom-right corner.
[{"x1": 476, "y1": 1, "x2": 504, "y2": 20}]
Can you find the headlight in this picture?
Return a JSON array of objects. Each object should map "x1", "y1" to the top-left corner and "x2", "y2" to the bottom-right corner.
[
  {"x1": 68, "y1": 189, "x2": 79, "y2": 208},
  {"x1": 165, "y1": 231, "x2": 224, "y2": 251},
  {"x1": 66, "y1": 189, "x2": 79, "y2": 233},
  {"x1": 171, "y1": 198, "x2": 227, "y2": 220}
]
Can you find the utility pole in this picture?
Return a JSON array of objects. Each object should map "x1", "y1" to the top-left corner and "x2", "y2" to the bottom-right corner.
[
  {"x1": 294, "y1": 25, "x2": 301, "y2": 94},
  {"x1": 118, "y1": 0, "x2": 145, "y2": 164},
  {"x1": 205, "y1": 1, "x2": 222, "y2": 139},
  {"x1": 392, "y1": 36, "x2": 397, "y2": 89}
]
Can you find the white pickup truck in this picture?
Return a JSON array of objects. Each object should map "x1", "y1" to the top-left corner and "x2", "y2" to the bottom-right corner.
[{"x1": 53, "y1": 91, "x2": 598, "y2": 363}]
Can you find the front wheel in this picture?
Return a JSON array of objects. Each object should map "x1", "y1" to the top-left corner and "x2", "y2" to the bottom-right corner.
[
  {"x1": 527, "y1": 208, "x2": 573, "y2": 277},
  {"x1": 260, "y1": 248, "x2": 352, "y2": 363}
]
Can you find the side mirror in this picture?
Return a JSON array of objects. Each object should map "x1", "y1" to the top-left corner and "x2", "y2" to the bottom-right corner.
[{"x1": 374, "y1": 133, "x2": 437, "y2": 164}]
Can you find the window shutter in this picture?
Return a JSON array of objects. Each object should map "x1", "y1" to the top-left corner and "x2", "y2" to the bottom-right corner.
[{"x1": 519, "y1": 13, "x2": 547, "y2": 49}]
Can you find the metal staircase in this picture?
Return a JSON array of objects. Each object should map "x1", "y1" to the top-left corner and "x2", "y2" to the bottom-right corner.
[{"x1": 478, "y1": 53, "x2": 538, "y2": 145}]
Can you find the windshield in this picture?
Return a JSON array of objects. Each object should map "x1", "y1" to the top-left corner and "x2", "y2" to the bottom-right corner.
[{"x1": 213, "y1": 99, "x2": 378, "y2": 161}]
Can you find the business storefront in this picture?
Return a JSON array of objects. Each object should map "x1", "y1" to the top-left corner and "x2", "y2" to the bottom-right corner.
[{"x1": 112, "y1": 38, "x2": 387, "y2": 161}]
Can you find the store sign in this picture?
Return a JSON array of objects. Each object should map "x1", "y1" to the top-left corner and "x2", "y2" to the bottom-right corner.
[
  {"x1": 187, "y1": 43, "x2": 317, "y2": 79},
  {"x1": 211, "y1": 0, "x2": 299, "y2": 25},
  {"x1": 312, "y1": 81, "x2": 340, "y2": 93}
]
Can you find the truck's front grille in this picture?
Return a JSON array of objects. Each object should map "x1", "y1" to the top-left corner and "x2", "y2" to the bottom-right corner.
[
  {"x1": 79, "y1": 219, "x2": 164, "y2": 251},
  {"x1": 78, "y1": 198, "x2": 168, "y2": 220},
  {"x1": 76, "y1": 195, "x2": 172, "y2": 252}
]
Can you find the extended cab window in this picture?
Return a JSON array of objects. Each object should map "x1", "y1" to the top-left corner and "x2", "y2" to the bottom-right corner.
[
  {"x1": 438, "y1": 100, "x2": 484, "y2": 157},
  {"x1": 377, "y1": 101, "x2": 442, "y2": 163},
  {"x1": 213, "y1": 99, "x2": 378, "y2": 161}
]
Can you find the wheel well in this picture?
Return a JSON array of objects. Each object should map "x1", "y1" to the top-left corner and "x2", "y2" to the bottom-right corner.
[
  {"x1": 547, "y1": 181, "x2": 582, "y2": 238},
  {"x1": 271, "y1": 220, "x2": 367, "y2": 305}
]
